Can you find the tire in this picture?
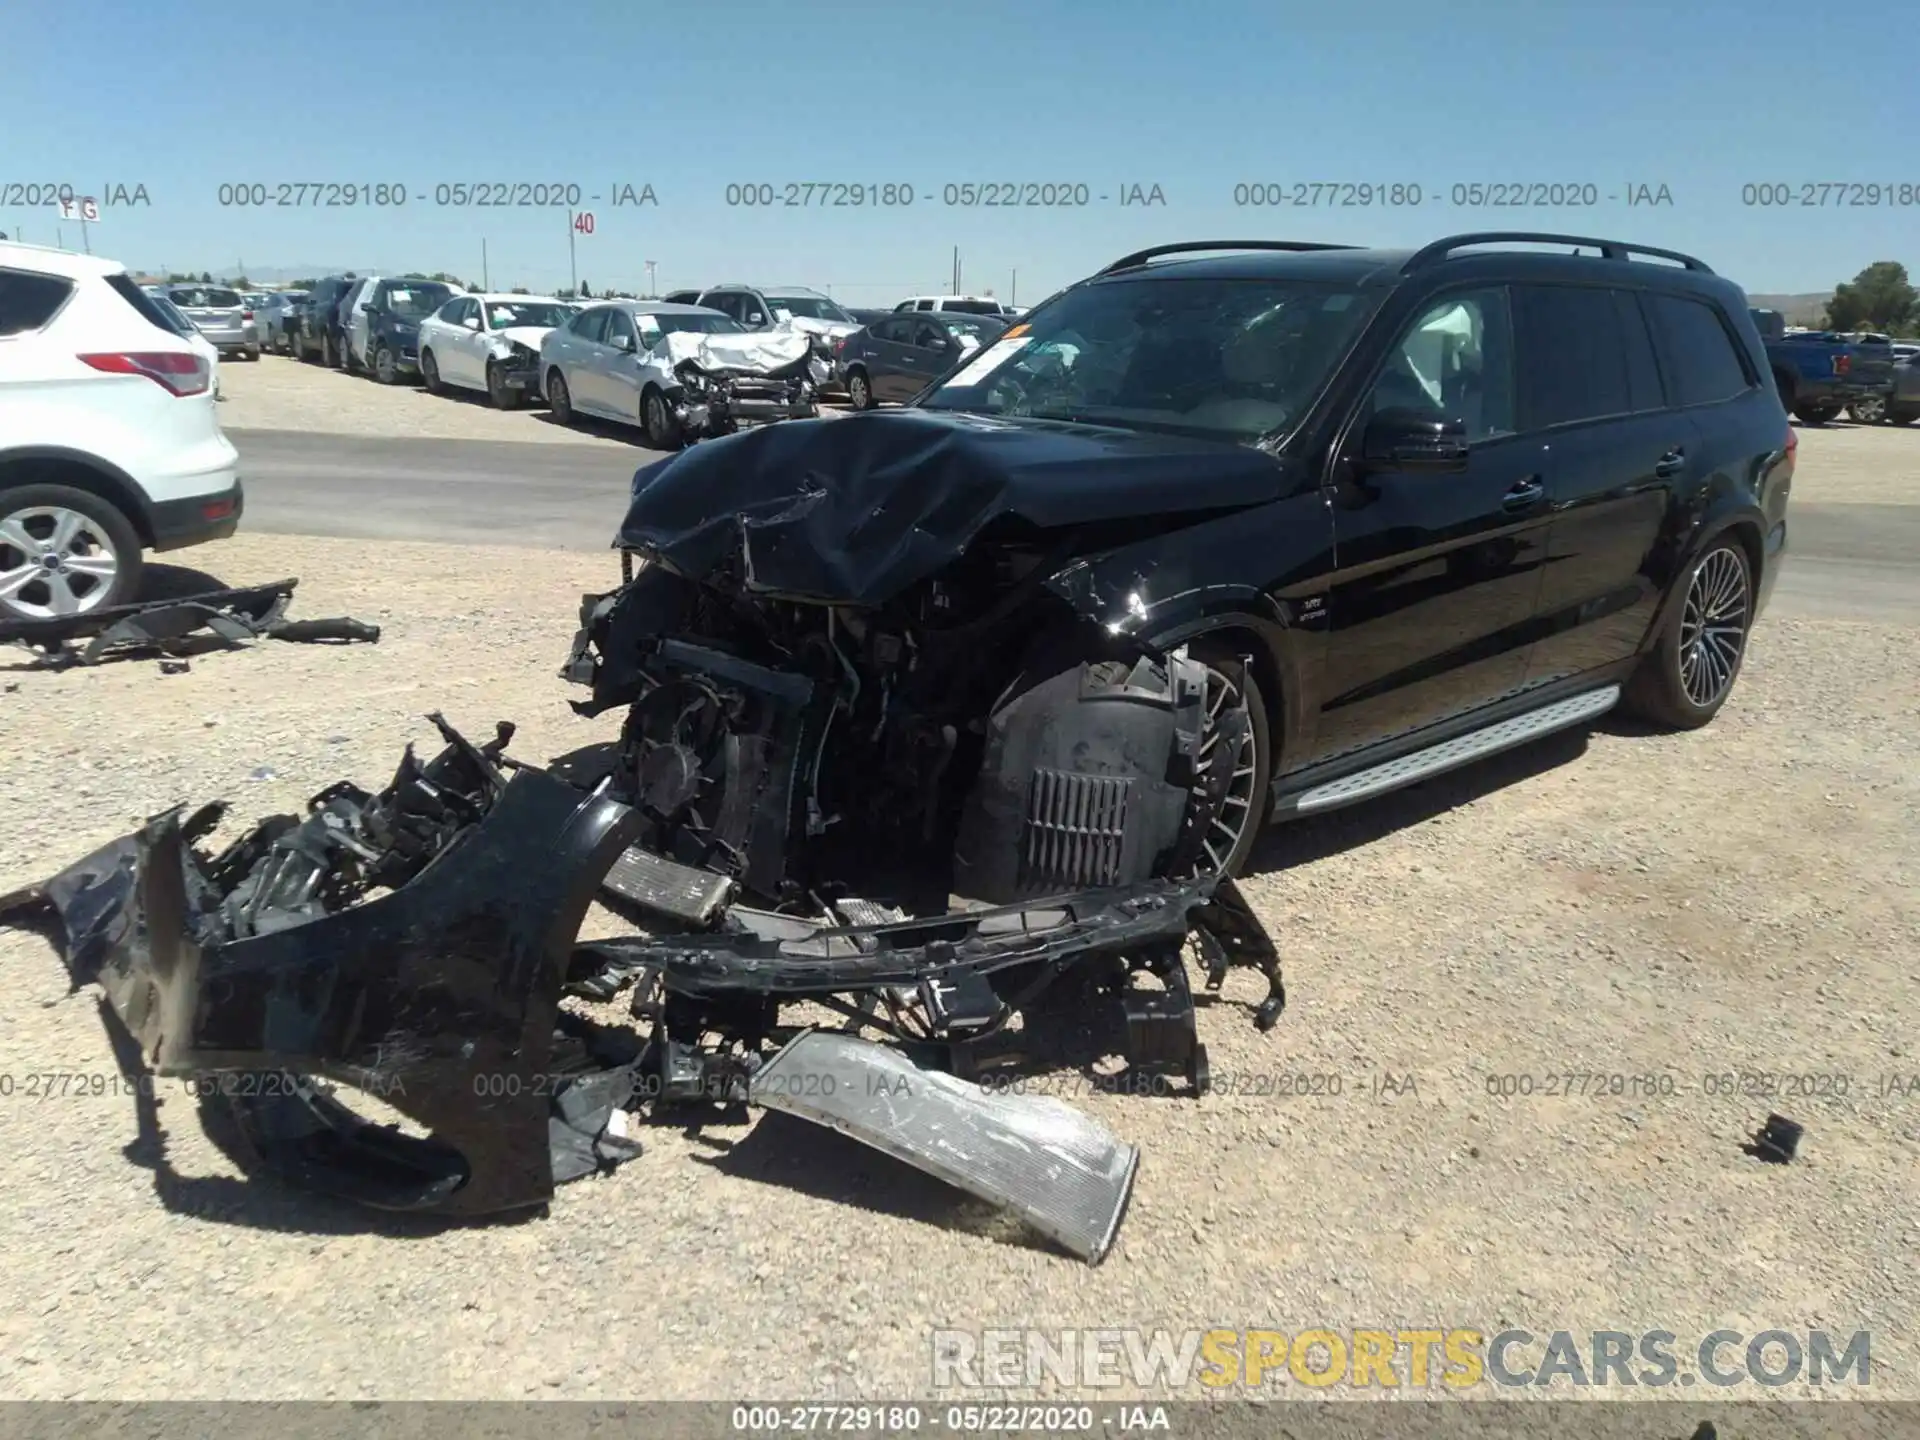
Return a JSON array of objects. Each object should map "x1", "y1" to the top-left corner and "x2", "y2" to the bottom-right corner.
[
  {"x1": 846, "y1": 367, "x2": 874, "y2": 411},
  {"x1": 244, "y1": 346, "x2": 260, "y2": 362},
  {"x1": 546, "y1": 369, "x2": 574, "y2": 425},
  {"x1": 1621, "y1": 538, "x2": 1754, "y2": 731},
  {"x1": 421, "y1": 349, "x2": 444, "y2": 395},
  {"x1": 1184, "y1": 639, "x2": 1272, "y2": 878},
  {"x1": 0, "y1": 483, "x2": 145, "y2": 624},
  {"x1": 374, "y1": 346, "x2": 398, "y2": 385},
  {"x1": 1888, "y1": 404, "x2": 1920, "y2": 426},
  {"x1": 487, "y1": 362, "x2": 522, "y2": 410},
  {"x1": 642, "y1": 386, "x2": 681, "y2": 447},
  {"x1": 1849, "y1": 393, "x2": 1887, "y2": 424},
  {"x1": 1794, "y1": 401, "x2": 1840, "y2": 424}
]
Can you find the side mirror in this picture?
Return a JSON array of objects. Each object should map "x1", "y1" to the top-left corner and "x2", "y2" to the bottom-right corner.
[
  {"x1": 1361, "y1": 407, "x2": 1470, "y2": 472},
  {"x1": 613, "y1": 333, "x2": 636, "y2": 353}
]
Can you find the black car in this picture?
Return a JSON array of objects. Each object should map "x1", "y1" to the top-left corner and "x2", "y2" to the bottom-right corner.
[
  {"x1": 360, "y1": 277, "x2": 458, "y2": 384},
  {"x1": 564, "y1": 231, "x2": 1791, "y2": 916},
  {"x1": 844, "y1": 307, "x2": 894, "y2": 327},
  {"x1": 840, "y1": 311, "x2": 1009, "y2": 409},
  {"x1": 291, "y1": 274, "x2": 358, "y2": 366}
]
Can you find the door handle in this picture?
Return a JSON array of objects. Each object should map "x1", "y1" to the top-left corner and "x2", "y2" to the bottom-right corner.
[
  {"x1": 1502, "y1": 476, "x2": 1545, "y2": 511},
  {"x1": 1654, "y1": 448, "x2": 1686, "y2": 478}
]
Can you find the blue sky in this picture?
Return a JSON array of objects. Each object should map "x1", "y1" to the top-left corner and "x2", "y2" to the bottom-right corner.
[{"x1": 6, "y1": 0, "x2": 1914, "y2": 301}]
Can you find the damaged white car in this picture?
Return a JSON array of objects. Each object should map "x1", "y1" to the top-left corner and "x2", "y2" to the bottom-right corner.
[
  {"x1": 416, "y1": 293, "x2": 574, "y2": 409},
  {"x1": 540, "y1": 301, "x2": 830, "y2": 448}
]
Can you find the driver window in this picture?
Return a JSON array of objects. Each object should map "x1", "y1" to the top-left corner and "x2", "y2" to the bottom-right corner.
[
  {"x1": 910, "y1": 320, "x2": 947, "y2": 350},
  {"x1": 603, "y1": 311, "x2": 636, "y2": 349},
  {"x1": 1366, "y1": 288, "x2": 1515, "y2": 443}
]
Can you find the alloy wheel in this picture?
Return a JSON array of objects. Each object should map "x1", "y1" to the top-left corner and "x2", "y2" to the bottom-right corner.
[
  {"x1": 1851, "y1": 393, "x2": 1887, "y2": 424},
  {"x1": 1189, "y1": 664, "x2": 1261, "y2": 876},
  {"x1": 1678, "y1": 547, "x2": 1750, "y2": 709},
  {"x1": 0, "y1": 506, "x2": 122, "y2": 621}
]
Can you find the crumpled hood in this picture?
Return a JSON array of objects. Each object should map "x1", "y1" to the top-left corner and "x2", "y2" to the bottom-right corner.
[
  {"x1": 493, "y1": 324, "x2": 554, "y2": 350},
  {"x1": 777, "y1": 315, "x2": 858, "y2": 341},
  {"x1": 661, "y1": 328, "x2": 814, "y2": 375},
  {"x1": 615, "y1": 408, "x2": 1286, "y2": 605}
]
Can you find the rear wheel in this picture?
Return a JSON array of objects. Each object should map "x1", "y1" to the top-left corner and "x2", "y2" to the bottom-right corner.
[
  {"x1": 1794, "y1": 401, "x2": 1841, "y2": 424},
  {"x1": 1849, "y1": 393, "x2": 1887, "y2": 424},
  {"x1": 1889, "y1": 404, "x2": 1920, "y2": 426},
  {"x1": 1621, "y1": 539, "x2": 1753, "y2": 730},
  {"x1": 846, "y1": 367, "x2": 874, "y2": 411},
  {"x1": 0, "y1": 484, "x2": 144, "y2": 622}
]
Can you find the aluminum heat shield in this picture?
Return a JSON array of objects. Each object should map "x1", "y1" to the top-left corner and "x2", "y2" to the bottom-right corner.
[{"x1": 748, "y1": 1030, "x2": 1139, "y2": 1263}]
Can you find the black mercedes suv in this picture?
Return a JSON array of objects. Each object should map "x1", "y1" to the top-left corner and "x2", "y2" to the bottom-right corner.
[{"x1": 566, "y1": 231, "x2": 1793, "y2": 907}]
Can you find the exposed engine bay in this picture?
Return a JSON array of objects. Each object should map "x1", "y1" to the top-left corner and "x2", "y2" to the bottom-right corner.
[
  {"x1": 1, "y1": 410, "x2": 1292, "y2": 1260},
  {"x1": 653, "y1": 329, "x2": 831, "y2": 440}
]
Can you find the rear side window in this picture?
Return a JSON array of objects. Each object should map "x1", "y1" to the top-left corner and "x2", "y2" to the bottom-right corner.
[
  {"x1": 105, "y1": 273, "x2": 189, "y2": 335},
  {"x1": 1615, "y1": 291, "x2": 1665, "y2": 412},
  {"x1": 1647, "y1": 295, "x2": 1753, "y2": 407},
  {"x1": 0, "y1": 268, "x2": 76, "y2": 336},
  {"x1": 1513, "y1": 284, "x2": 1635, "y2": 429}
]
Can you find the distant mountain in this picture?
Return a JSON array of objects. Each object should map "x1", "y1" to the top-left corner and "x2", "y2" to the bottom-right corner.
[{"x1": 1747, "y1": 292, "x2": 1831, "y2": 326}]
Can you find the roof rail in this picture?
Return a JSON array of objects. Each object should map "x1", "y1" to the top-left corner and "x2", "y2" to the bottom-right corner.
[
  {"x1": 1098, "y1": 240, "x2": 1362, "y2": 275},
  {"x1": 1402, "y1": 231, "x2": 1712, "y2": 274}
]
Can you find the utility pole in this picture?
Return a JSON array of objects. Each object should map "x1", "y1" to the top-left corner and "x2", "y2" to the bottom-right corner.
[
  {"x1": 952, "y1": 246, "x2": 960, "y2": 293},
  {"x1": 645, "y1": 259, "x2": 656, "y2": 297},
  {"x1": 1011, "y1": 269, "x2": 1017, "y2": 305},
  {"x1": 566, "y1": 212, "x2": 578, "y2": 295},
  {"x1": 482, "y1": 239, "x2": 490, "y2": 292}
]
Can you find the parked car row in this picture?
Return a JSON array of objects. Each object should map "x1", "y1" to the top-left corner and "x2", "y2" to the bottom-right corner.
[
  {"x1": 1751, "y1": 308, "x2": 1915, "y2": 425},
  {"x1": 141, "y1": 282, "x2": 261, "y2": 361}
]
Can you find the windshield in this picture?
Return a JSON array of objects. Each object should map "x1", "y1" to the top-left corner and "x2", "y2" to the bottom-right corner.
[
  {"x1": 485, "y1": 301, "x2": 570, "y2": 330},
  {"x1": 766, "y1": 295, "x2": 853, "y2": 324},
  {"x1": 168, "y1": 286, "x2": 242, "y2": 309},
  {"x1": 919, "y1": 276, "x2": 1378, "y2": 442},
  {"x1": 383, "y1": 284, "x2": 454, "y2": 318}
]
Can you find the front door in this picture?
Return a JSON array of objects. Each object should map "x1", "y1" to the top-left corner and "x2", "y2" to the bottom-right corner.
[{"x1": 1316, "y1": 285, "x2": 1553, "y2": 762}]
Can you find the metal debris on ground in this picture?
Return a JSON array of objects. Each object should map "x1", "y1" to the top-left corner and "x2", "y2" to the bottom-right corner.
[
  {"x1": 1747, "y1": 1113, "x2": 1804, "y2": 1164},
  {"x1": 0, "y1": 577, "x2": 381, "y2": 668},
  {"x1": 2, "y1": 716, "x2": 1283, "y2": 1260}
]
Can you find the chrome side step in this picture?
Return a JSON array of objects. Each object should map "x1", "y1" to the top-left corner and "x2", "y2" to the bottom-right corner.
[{"x1": 1287, "y1": 685, "x2": 1621, "y2": 816}]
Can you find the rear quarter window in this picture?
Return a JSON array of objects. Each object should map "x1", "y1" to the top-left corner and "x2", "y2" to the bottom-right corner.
[
  {"x1": 1648, "y1": 295, "x2": 1753, "y2": 407},
  {"x1": 0, "y1": 267, "x2": 76, "y2": 336},
  {"x1": 105, "y1": 273, "x2": 190, "y2": 335}
]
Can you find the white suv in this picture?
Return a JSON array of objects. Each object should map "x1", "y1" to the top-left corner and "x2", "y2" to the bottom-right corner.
[{"x1": 0, "y1": 242, "x2": 243, "y2": 624}]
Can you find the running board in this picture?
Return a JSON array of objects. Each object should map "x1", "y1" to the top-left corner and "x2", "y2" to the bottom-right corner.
[{"x1": 1284, "y1": 685, "x2": 1621, "y2": 816}]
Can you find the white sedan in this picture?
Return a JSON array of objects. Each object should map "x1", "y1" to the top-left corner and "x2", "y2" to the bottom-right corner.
[{"x1": 416, "y1": 293, "x2": 574, "y2": 408}]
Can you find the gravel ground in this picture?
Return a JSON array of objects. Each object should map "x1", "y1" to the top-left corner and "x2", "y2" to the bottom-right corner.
[{"x1": 0, "y1": 443, "x2": 1915, "y2": 1403}]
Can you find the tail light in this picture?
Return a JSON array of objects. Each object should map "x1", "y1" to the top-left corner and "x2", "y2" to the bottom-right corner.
[
  {"x1": 834, "y1": 334, "x2": 849, "y2": 355},
  {"x1": 242, "y1": 309, "x2": 254, "y2": 320},
  {"x1": 80, "y1": 350, "x2": 211, "y2": 396},
  {"x1": 1834, "y1": 354, "x2": 1851, "y2": 376}
]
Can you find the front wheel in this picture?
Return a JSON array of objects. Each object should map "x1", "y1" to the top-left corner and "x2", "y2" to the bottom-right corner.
[
  {"x1": 487, "y1": 362, "x2": 522, "y2": 410},
  {"x1": 846, "y1": 368, "x2": 874, "y2": 411},
  {"x1": 642, "y1": 387, "x2": 681, "y2": 447},
  {"x1": 1621, "y1": 539, "x2": 1753, "y2": 731},
  {"x1": 1182, "y1": 642, "x2": 1272, "y2": 879},
  {"x1": 1794, "y1": 401, "x2": 1841, "y2": 424},
  {"x1": 1888, "y1": 404, "x2": 1920, "y2": 426},
  {"x1": 420, "y1": 348, "x2": 444, "y2": 394},
  {"x1": 546, "y1": 370, "x2": 575, "y2": 425},
  {"x1": 374, "y1": 346, "x2": 398, "y2": 384}
]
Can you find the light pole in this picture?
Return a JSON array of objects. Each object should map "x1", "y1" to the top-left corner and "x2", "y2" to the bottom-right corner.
[{"x1": 645, "y1": 260, "x2": 656, "y2": 296}]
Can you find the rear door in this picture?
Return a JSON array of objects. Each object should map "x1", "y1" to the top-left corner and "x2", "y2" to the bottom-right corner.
[
  {"x1": 1519, "y1": 283, "x2": 1692, "y2": 683},
  {"x1": 1317, "y1": 284, "x2": 1555, "y2": 760},
  {"x1": 866, "y1": 317, "x2": 917, "y2": 399}
]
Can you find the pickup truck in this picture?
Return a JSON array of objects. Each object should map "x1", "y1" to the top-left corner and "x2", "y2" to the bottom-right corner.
[{"x1": 1750, "y1": 308, "x2": 1896, "y2": 423}]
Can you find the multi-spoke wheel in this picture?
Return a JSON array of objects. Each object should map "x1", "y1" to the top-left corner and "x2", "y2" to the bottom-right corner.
[
  {"x1": 1179, "y1": 645, "x2": 1272, "y2": 879},
  {"x1": 1623, "y1": 539, "x2": 1753, "y2": 730},
  {"x1": 0, "y1": 486, "x2": 142, "y2": 622}
]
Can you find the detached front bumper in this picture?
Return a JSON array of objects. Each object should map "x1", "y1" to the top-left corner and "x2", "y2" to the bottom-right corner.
[
  {"x1": 4, "y1": 719, "x2": 646, "y2": 1216},
  {"x1": 492, "y1": 351, "x2": 544, "y2": 397}
]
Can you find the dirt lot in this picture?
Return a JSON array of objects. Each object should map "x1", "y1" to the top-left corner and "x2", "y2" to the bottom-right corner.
[{"x1": 0, "y1": 428, "x2": 1914, "y2": 1403}]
